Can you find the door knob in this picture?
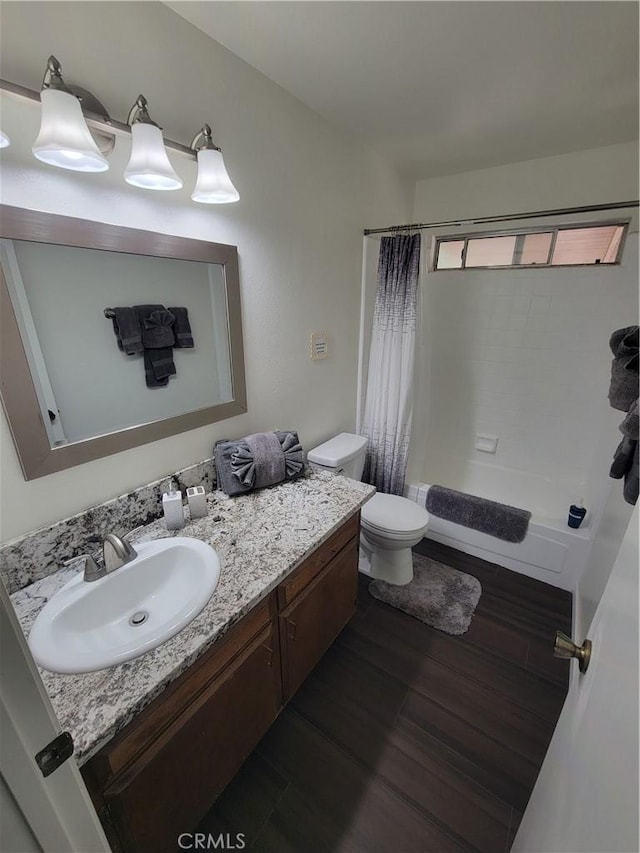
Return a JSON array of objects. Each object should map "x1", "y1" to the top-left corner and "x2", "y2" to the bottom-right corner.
[{"x1": 553, "y1": 630, "x2": 592, "y2": 673}]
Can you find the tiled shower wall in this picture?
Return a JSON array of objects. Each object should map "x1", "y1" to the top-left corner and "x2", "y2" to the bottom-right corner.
[{"x1": 413, "y1": 231, "x2": 638, "y2": 516}]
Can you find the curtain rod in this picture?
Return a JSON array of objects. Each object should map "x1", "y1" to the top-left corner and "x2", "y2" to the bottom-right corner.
[{"x1": 363, "y1": 200, "x2": 639, "y2": 236}]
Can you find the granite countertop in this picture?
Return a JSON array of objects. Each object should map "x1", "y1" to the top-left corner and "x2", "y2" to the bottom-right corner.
[{"x1": 11, "y1": 469, "x2": 374, "y2": 766}]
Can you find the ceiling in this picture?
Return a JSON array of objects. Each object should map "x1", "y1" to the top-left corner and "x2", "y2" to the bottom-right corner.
[{"x1": 166, "y1": 1, "x2": 639, "y2": 181}]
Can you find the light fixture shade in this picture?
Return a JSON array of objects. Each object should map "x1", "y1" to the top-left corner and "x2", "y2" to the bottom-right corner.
[
  {"x1": 32, "y1": 89, "x2": 109, "y2": 172},
  {"x1": 191, "y1": 148, "x2": 239, "y2": 203},
  {"x1": 0, "y1": 130, "x2": 10, "y2": 149},
  {"x1": 124, "y1": 123, "x2": 183, "y2": 190}
]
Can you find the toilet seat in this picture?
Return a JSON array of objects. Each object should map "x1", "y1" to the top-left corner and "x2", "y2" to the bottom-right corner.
[{"x1": 361, "y1": 493, "x2": 429, "y2": 538}]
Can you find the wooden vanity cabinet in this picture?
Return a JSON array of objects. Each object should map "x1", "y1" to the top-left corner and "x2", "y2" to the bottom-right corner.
[
  {"x1": 280, "y1": 535, "x2": 359, "y2": 700},
  {"x1": 81, "y1": 511, "x2": 360, "y2": 853}
]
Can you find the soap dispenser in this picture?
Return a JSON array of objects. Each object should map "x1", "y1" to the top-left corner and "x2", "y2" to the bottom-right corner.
[
  {"x1": 162, "y1": 489, "x2": 185, "y2": 530},
  {"x1": 567, "y1": 499, "x2": 587, "y2": 529}
]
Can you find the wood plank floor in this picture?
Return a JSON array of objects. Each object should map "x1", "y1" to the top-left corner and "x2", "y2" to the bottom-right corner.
[{"x1": 197, "y1": 538, "x2": 573, "y2": 853}]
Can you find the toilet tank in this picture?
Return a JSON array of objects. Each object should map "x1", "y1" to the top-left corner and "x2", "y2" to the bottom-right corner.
[{"x1": 307, "y1": 433, "x2": 368, "y2": 480}]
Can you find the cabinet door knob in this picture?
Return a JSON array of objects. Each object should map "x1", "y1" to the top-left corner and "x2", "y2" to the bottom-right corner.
[
  {"x1": 287, "y1": 619, "x2": 297, "y2": 640},
  {"x1": 263, "y1": 645, "x2": 273, "y2": 667}
]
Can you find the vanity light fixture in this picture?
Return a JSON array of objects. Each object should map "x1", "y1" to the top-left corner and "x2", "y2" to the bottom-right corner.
[
  {"x1": 0, "y1": 55, "x2": 239, "y2": 203},
  {"x1": 124, "y1": 95, "x2": 183, "y2": 191},
  {"x1": 31, "y1": 56, "x2": 109, "y2": 172},
  {"x1": 190, "y1": 124, "x2": 239, "y2": 204}
]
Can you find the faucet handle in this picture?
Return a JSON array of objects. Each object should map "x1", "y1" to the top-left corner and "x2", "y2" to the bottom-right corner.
[
  {"x1": 126, "y1": 524, "x2": 146, "y2": 541},
  {"x1": 63, "y1": 554, "x2": 103, "y2": 582}
]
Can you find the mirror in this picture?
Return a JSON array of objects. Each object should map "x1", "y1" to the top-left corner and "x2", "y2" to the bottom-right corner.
[{"x1": 0, "y1": 205, "x2": 246, "y2": 479}]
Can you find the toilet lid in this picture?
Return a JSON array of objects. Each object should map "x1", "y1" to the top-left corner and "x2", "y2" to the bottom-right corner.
[{"x1": 361, "y1": 493, "x2": 429, "y2": 536}]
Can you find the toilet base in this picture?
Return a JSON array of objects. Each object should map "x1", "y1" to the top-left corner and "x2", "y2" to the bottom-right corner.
[
  {"x1": 358, "y1": 546, "x2": 372, "y2": 576},
  {"x1": 370, "y1": 546, "x2": 414, "y2": 585},
  {"x1": 360, "y1": 536, "x2": 414, "y2": 586}
]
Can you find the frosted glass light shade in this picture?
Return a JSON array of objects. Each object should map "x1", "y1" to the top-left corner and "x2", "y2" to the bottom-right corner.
[
  {"x1": 0, "y1": 130, "x2": 10, "y2": 149},
  {"x1": 124, "y1": 123, "x2": 183, "y2": 190},
  {"x1": 191, "y1": 148, "x2": 239, "y2": 203},
  {"x1": 32, "y1": 89, "x2": 109, "y2": 172}
]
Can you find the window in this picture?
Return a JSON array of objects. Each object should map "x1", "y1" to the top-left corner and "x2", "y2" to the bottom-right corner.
[{"x1": 434, "y1": 222, "x2": 628, "y2": 271}]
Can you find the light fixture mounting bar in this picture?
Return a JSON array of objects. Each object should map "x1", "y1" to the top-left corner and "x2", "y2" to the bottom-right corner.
[{"x1": 0, "y1": 77, "x2": 196, "y2": 162}]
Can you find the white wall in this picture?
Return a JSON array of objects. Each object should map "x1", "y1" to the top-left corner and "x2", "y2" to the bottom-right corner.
[
  {"x1": 405, "y1": 143, "x2": 639, "y2": 521},
  {"x1": 413, "y1": 142, "x2": 639, "y2": 222},
  {"x1": 0, "y1": 1, "x2": 412, "y2": 542}
]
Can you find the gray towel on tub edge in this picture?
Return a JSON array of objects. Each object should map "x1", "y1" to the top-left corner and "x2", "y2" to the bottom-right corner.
[
  {"x1": 426, "y1": 485, "x2": 531, "y2": 544},
  {"x1": 214, "y1": 430, "x2": 305, "y2": 496}
]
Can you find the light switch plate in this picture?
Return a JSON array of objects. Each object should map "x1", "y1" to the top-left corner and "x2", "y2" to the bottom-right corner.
[{"x1": 309, "y1": 331, "x2": 329, "y2": 360}]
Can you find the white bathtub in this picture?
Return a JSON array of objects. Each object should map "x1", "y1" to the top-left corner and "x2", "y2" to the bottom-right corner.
[{"x1": 407, "y1": 481, "x2": 593, "y2": 591}]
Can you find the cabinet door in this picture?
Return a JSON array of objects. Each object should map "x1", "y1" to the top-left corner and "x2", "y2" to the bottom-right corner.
[
  {"x1": 280, "y1": 537, "x2": 358, "y2": 701},
  {"x1": 103, "y1": 624, "x2": 279, "y2": 853}
]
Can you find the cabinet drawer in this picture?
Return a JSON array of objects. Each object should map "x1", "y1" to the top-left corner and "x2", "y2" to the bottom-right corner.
[
  {"x1": 103, "y1": 623, "x2": 280, "y2": 853},
  {"x1": 92, "y1": 593, "x2": 274, "y2": 782},
  {"x1": 280, "y1": 536, "x2": 358, "y2": 701},
  {"x1": 277, "y1": 511, "x2": 359, "y2": 609}
]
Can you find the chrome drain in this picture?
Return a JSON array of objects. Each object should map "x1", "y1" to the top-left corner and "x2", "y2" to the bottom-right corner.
[{"x1": 129, "y1": 611, "x2": 149, "y2": 627}]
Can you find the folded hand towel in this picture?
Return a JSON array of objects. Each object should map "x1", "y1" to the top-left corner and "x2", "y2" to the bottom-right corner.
[
  {"x1": 150, "y1": 348, "x2": 177, "y2": 380},
  {"x1": 168, "y1": 307, "x2": 194, "y2": 348},
  {"x1": 142, "y1": 349, "x2": 169, "y2": 387},
  {"x1": 608, "y1": 326, "x2": 639, "y2": 412},
  {"x1": 233, "y1": 432, "x2": 286, "y2": 488},
  {"x1": 142, "y1": 308, "x2": 176, "y2": 348},
  {"x1": 425, "y1": 485, "x2": 531, "y2": 543},
  {"x1": 110, "y1": 307, "x2": 143, "y2": 355},
  {"x1": 134, "y1": 305, "x2": 177, "y2": 387},
  {"x1": 214, "y1": 430, "x2": 305, "y2": 496}
]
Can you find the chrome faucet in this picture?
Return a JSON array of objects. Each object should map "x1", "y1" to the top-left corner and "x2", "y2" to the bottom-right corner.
[
  {"x1": 65, "y1": 532, "x2": 139, "y2": 582},
  {"x1": 102, "y1": 533, "x2": 138, "y2": 573}
]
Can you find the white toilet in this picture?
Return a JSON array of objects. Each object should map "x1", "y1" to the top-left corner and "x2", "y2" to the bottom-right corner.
[{"x1": 307, "y1": 433, "x2": 429, "y2": 585}]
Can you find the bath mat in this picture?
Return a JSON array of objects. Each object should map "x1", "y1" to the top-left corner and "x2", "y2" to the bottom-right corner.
[
  {"x1": 425, "y1": 484, "x2": 531, "y2": 543},
  {"x1": 368, "y1": 553, "x2": 482, "y2": 635}
]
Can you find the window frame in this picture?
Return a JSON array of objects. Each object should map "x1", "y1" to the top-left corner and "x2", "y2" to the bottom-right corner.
[{"x1": 432, "y1": 219, "x2": 630, "y2": 272}]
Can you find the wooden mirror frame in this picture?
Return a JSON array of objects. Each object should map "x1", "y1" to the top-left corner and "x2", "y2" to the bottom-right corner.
[{"x1": 0, "y1": 205, "x2": 247, "y2": 480}]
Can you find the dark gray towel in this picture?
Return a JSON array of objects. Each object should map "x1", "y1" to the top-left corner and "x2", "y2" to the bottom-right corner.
[
  {"x1": 214, "y1": 431, "x2": 305, "y2": 496},
  {"x1": 621, "y1": 398, "x2": 640, "y2": 442},
  {"x1": 608, "y1": 326, "x2": 639, "y2": 412},
  {"x1": 134, "y1": 305, "x2": 176, "y2": 388},
  {"x1": 168, "y1": 307, "x2": 194, "y2": 348},
  {"x1": 426, "y1": 485, "x2": 531, "y2": 543},
  {"x1": 149, "y1": 349, "x2": 177, "y2": 380},
  {"x1": 142, "y1": 349, "x2": 169, "y2": 387},
  {"x1": 142, "y1": 308, "x2": 176, "y2": 348},
  {"x1": 234, "y1": 432, "x2": 287, "y2": 488},
  {"x1": 624, "y1": 443, "x2": 639, "y2": 505},
  {"x1": 111, "y1": 307, "x2": 143, "y2": 355},
  {"x1": 610, "y1": 399, "x2": 639, "y2": 505}
]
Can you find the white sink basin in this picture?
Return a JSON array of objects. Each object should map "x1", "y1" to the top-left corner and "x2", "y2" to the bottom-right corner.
[{"x1": 28, "y1": 537, "x2": 221, "y2": 674}]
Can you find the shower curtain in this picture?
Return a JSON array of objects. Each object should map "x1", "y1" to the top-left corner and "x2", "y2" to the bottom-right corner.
[{"x1": 362, "y1": 233, "x2": 421, "y2": 495}]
